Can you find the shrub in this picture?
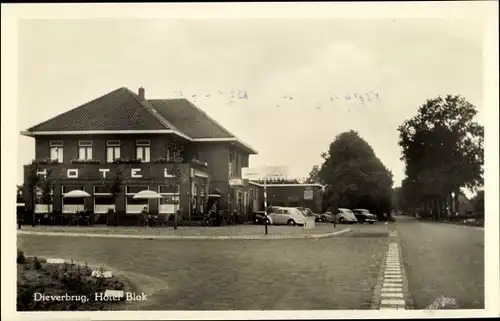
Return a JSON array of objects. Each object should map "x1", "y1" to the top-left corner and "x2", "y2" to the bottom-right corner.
[
  {"x1": 17, "y1": 257, "x2": 126, "y2": 311},
  {"x1": 70, "y1": 159, "x2": 100, "y2": 164},
  {"x1": 112, "y1": 157, "x2": 142, "y2": 164},
  {"x1": 33, "y1": 257, "x2": 42, "y2": 270}
]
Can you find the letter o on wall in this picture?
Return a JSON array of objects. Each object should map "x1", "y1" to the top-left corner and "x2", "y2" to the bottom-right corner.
[{"x1": 67, "y1": 169, "x2": 79, "y2": 178}]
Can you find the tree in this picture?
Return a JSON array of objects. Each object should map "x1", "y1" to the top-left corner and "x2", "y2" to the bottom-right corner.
[
  {"x1": 38, "y1": 176, "x2": 55, "y2": 213},
  {"x1": 171, "y1": 156, "x2": 188, "y2": 229},
  {"x1": 471, "y1": 190, "x2": 484, "y2": 213},
  {"x1": 306, "y1": 165, "x2": 322, "y2": 184},
  {"x1": 104, "y1": 169, "x2": 123, "y2": 226},
  {"x1": 311, "y1": 130, "x2": 394, "y2": 218},
  {"x1": 25, "y1": 162, "x2": 42, "y2": 226},
  {"x1": 398, "y1": 95, "x2": 484, "y2": 219},
  {"x1": 105, "y1": 169, "x2": 124, "y2": 204}
]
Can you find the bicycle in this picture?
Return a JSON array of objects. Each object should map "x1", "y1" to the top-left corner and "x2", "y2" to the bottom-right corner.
[{"x1": 202, "y1": 211, "x2": 214, "y2": 227}]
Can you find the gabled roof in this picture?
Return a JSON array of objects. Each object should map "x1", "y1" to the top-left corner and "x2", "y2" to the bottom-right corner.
[
  {"x1": 27, "y1": 88, "x2": 168, "y2": 132},
  {"x1": 147, "y1": 99, "x2": 234, "y2": 139},
  {"x1": 22, "y1": 87, "x2": 258, "y2": 154}
]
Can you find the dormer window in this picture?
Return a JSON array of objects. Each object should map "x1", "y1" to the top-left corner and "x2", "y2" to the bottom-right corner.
[
  {"x1": 49, "y1": 141, "x2": 64, "y2": 163},
  {"x1": 136, "y1": 140, "x2": 151, "y2": 163},
  {"x1": 78, "y1": 140, "x2": 93, "y2": 160}
]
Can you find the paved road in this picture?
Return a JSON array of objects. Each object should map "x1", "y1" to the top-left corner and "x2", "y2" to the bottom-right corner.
[
  {"x1": 19, "y1": 224, "x2": 390, "y2": 310},
  {"x1": 394, "y1": 216, "x2": 484, "y2": 309}
]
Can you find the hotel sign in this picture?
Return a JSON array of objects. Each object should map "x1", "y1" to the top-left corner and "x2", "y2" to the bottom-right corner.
[
  {"x1": 33, "y1": 164, "x2": 184, "y2": 180},
  {"x1": 242, "y1": 166, "x2": 289, "y2": 180},
  {"x1": 229, "y1": 178, "x2": 244, "y2": 186}
]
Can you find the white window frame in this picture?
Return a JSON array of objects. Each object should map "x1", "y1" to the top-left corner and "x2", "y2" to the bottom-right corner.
[
  {"x1": 78, "y1": 140, "x2": 93, "y2": 160},
  {"x1": 158, "y1": 185, "x2": 180, "y2": 214},
  {"x1": 106, "y1": 140, "x2": 121, "y2": 163},
  {"x1": 136, "y1": 140, "x2": 151, "y2": 163},
  {"x1": 125, "y1": 185, "x2": 150, "y2": 214},
  {"x1": 61, "y1": 185, "x2": 85, "y2": 214},
  {"x1": 49, "y1": 140, "x2": 64, "y2": 163}
]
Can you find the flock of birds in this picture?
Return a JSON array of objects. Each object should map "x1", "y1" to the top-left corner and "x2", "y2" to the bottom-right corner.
[{"x1": 171, "y1": 89, "x2": 380, "y2": 111}]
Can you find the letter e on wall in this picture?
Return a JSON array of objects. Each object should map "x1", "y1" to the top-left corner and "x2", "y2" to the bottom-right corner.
[{"x1": 131, "y1": 168, "x2": 142, "y2": 178}]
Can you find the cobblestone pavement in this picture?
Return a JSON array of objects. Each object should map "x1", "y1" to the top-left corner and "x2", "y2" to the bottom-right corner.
[
  {"x1": 394, "y1": 216, "x2": 484, "y2": 309},
  {"x1": 19, "y1": 224, "x2": 391, "y2": 310},
  {"x1": 19, "y1": 223, "x2": 344, "y2": 237}
]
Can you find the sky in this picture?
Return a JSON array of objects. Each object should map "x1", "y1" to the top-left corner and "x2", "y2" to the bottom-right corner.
[{"x1": 16, "y1": 17, "x2": 484, "y2": 188}]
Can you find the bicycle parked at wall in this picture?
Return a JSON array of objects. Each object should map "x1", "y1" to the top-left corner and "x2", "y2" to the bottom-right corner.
[{"x1": 202, "y1": 210, "x2": 216, "y2": 227}]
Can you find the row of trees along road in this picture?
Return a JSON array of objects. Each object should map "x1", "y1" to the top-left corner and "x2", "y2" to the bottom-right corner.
[
  {"x1": 397, "y1": 95, "x2": 484, "y2": 220},
  {"x1": 307, "y1": 130, "x2": 394, "y2": 219}
]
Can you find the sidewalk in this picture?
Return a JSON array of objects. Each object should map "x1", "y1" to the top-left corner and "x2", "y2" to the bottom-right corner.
[{"x1": 18, "y1": 224, "x2": 352, "y2": 240}]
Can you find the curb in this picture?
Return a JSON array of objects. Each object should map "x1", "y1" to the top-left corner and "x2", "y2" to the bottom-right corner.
[{"x1": 18, "y1": 228, "x2": 351, "y2": 240}]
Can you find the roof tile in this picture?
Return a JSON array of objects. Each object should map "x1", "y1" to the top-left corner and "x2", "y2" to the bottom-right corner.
[
  {"x1": 148, "y1": 99, "x2": 234, "y2": 139},
  {"x1": 28, "y1": 88, "x2": 169, "y2": 132}
]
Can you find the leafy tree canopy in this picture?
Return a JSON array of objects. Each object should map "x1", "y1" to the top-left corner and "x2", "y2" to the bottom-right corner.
[{"x1": 309, "y1": 130, "x2": 393, "y2": 215}]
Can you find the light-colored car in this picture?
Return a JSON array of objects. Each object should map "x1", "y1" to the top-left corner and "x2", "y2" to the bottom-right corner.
[
  {"x1": 296, "y1": 207, "x2": 321, "y2": 222},
  {"x1": 352, "y1": 209, "x2": 378, "y2": 224},
  {"x1": 337, "y1": 208, "x2": 358, "y2": 224},
  {"x1": 267, "y1": 207, "x2": 306, "y2": 226}
]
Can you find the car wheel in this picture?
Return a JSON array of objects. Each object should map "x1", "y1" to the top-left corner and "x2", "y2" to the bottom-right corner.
[
  {"x1": 321, "y1": 216, "x2": 327, "y2": 222},
  {"x1": 265, "y1": 218, "x2": 271, "y2": 225},
  {"x1": 339, "y1": 217, "x2": 345, "y2": 224},
  {"x1": 287, "y1": 219, "x2": 296, "y2": 226},
  {"x1": 359, "y1": 220, "x2": 364, "y2": 224},
  {"x1": 369, "y1": 222, "x2": 374, "y2": 224}
]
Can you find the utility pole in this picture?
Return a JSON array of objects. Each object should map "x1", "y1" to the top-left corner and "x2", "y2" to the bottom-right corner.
[{"x1": 264, "y1": 173, "x2": 268, "y2": 235}]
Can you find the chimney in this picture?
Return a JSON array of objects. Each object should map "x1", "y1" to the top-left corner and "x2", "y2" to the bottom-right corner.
[{"x1": 138, "y1": 87, "x2": 145, "y2": 101}]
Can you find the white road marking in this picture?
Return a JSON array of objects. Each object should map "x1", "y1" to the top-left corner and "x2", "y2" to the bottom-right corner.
[
  {"x1": 378, "y1": 241, "x2": 407, "y2": 310},
  {"x1": 381, "y1": 299, "x2": 406, "y2": 305},
  {"x1": 381, "y1": 292, "x2": 404, "y2": 298}
]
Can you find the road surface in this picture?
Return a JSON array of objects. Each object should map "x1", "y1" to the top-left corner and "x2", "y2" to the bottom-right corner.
[
  {"x1": 18, "y1": 224, "x2": 390, "y2": 310},
  {"x1": 394, "y1": 216, "x2": 484, "y2": 309}
]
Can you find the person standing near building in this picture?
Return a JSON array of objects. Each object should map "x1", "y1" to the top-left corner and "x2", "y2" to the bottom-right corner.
[{"x1": 141, "y1": 207, "x2": 149, "y2": 227}]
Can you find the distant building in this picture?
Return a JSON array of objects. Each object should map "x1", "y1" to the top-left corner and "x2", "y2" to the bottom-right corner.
[{"x1": 250, "y1": 179, "x2": 324, "y2": 213}]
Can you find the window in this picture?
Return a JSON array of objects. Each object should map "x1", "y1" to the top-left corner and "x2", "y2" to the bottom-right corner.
[
  {"x1": 126, "y1": 185, "x2": 149, "y2": 213},
  {"x1": 158, "y1": 185, "x2": 180, "y2": 214},
  {"x1": 78, "y1": 140, "x2": 93, "y2": 160},
  {"x1": 61, "y1": 185, "x2": 85, "y2": 214},
  {"x1": 167, "y1": 142, "x2": 183, "y2": 160},
  {"x1": 93, "y1": 185, "x2": 115, "y2": 213},
  {"x1": 106, "y1": 140, "x2": 121, "y2": 163},
  {"x1": 136, "y1": 140, "x2": 151, "y2": 163},
  {"x1": 49, "y1": 141, "x2": 64, "y2": 163},
  {"x1": 34, "y1": 186, "x2": 53, "y2": 213}
]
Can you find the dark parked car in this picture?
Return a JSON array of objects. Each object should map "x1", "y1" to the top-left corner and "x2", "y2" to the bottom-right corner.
[
  {"x1": 352, "y1": 209, "x2": 378, "y2": 224},
  {"x1": 252, "y1": 211, "x2": 271, "y2": 225},
  {"x1": 317, "y1": 211, "x2": 335, "y2": 223}
]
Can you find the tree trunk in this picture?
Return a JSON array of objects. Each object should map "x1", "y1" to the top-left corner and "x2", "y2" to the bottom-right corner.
[
  {"x1": 454, "y1": 188, "x2": 460, "y2": 215},
  {"x1": 433, "y1": 199, "x2": 438, "y2": 220},
  {"x1": 437, "y1": 198, "x2": 442, "y2": 220}
]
